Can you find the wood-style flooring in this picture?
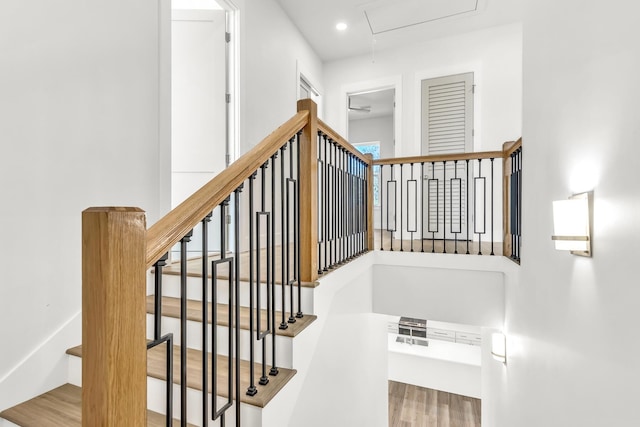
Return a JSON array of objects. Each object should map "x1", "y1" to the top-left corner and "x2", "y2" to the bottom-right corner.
[
  {"x1": 389, "y1": 381, "x2": 481, "y2": 427},
  {"x1": 0, "y1": 384, "x2": 195, "y2": 427}
]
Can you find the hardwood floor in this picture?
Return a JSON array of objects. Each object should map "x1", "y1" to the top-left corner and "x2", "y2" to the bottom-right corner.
[{"x1": 388, "y1": 381, "x2": 481, "y2": 427}]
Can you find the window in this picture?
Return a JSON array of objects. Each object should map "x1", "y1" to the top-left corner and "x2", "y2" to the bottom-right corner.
[{"x1": 354, "y1": 142, "x2": 381, "y2": 207}]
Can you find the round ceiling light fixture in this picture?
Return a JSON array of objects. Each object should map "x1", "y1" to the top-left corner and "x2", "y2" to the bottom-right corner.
[{"x1": 336, "y1": 22, "x2": 348, "y2": 31}]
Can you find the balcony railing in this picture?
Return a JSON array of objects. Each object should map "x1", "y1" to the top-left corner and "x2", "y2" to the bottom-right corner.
[
  {"x1": 372, "y1": 138, "x2": 522, "y2": 261},
  {"x1": 80, "y1": 99, "x2": 521, "y2": 426}
]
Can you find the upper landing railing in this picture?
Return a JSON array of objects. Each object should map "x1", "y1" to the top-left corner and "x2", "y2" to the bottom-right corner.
[
  {"x1": 80, "y1": 99, "x2": 521, "y2": 426},
  {"x1": 371, "y1": 138, "x2": 522, "y2": 260}
]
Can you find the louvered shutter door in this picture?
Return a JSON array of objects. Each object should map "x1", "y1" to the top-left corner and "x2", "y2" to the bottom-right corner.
[{"x1": 421, "y1": 73, "x2": 473, "y2": 240}]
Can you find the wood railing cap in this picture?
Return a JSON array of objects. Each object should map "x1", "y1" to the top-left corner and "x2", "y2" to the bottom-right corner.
[{"x1": 83, "y1": 206, "x2": 145, "y2": 213}]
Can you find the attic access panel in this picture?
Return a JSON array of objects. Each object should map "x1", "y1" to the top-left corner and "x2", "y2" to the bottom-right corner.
[{"x1": 364, "y1": 0, "x2": 479, "y2": 35}]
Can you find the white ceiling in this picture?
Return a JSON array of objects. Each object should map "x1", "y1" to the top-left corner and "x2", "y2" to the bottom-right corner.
[{"x1": 274, "y1": 0, "x2": 523, "y2": 61}]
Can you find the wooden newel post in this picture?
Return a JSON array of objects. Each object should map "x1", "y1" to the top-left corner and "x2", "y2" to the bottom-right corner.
[
  {"x1": 82, "y1": 207, "x2": 147, "y2": 426},
  {"x1": 297, "y1": 99, "x2": 319, "y2": 283},
  {"x1": 502, "y1": 141, "x2": 516, "y2": 259}
]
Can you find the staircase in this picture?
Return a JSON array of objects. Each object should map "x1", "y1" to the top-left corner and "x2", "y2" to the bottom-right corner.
[
  {"x1": 0, "y1": 97, "x2": 522, "y2": 426},
  {"x1": 0, "y1": 259, "x2": 318, "y2": 427}
]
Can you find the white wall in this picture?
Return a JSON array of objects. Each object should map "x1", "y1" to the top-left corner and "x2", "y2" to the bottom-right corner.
[
  {"x1": 262, "y1": 254, "x2": 388, "y2": 427},
  {"x1": 372, "y1": 252, "x2": 507, "y2": 328},
  {"x1": 349, "y1": 115, "x2": 394, "y2": 159},
  {"x1": 488, "y1": 1, "x2": 640, "y2": 426},
  {"x1": 238, "y1": 0, "x2": 323, "y2": 154},
  {"x1": 323, "y1": 23, "x2": 522, "y2": 156},
  {"x1": 0, "y1": 0, "x2": 165, "y2": 411}
]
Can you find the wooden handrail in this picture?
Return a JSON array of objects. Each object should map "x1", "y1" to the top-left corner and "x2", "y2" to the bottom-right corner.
[
  {"x1": 503, "y1": 137, "x2": 522, "y2": 158},
  {"x1": 373, "y1": 150, "x2": 506, "y2": 166},
  {"x1": 318, "y1": 119, "x2": 372, "y2": 165},
  {"x1": 146, "y1": 111, "x2": 309, "y2": 267}
]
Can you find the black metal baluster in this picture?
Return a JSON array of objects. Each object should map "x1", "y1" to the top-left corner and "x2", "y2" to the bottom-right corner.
[
  {"x1": 442, "y1": 160, "x2": 447, "y2": 254},
  {"x1": 410, "y1": 163, "x2": 414, "y2": 252},
  {"x1": 201, "y1": 212, "x2": 212, "y2": 423},
  {"x1": 329, "y1": 140, "x2": 335, "y2": 269},
  {"x1": 323, "y1": 135, "x2": 329, "y2": 272},
  {"x1": 153, "y1": 253, "x2": 168, "y2": 341},
  {"x1": 466, "y1": 159, "x2": 470, "y2": 255},
  {"x1": 345, "y1": 149, "x2": 349, "y2": 260},
  {"x1": 347, "y1": 154, "x2": 352, "y2": 259},
  {"x1": 270, "y1": 152, "x2": 279, "y2": 376},
  {"x1": 421, "y1": 162, "x2": 425, "y2": 253},
  {"x1": 233, "y1": 186, "x2": 243, "y2": 425},
  {"x1": 490, "y1": 157, "x2": 495, "y2": 256},
  {"x1": 332, "y1": 142, "x2": 338, "y2": 265},
  {"x1": 517, "y1": 149, "x2": 522, "y2": 261},
  {"x1": 165, "y1": 335, "x2": 173, "y2": 427},
  {"x1": 288, "y1": 137, "x2": 296, "y2": 324},
  {"x1": 257, "y1": 162, "x2": 271, "y2": 386},
  {"x1": 338, "y1": 148, "x2": 344, "y2": 261},
  {"x1": 296, "y1": 132, "x2": 303, "y2": 318},
  {"x1": 390, "y1": 164, "x2": 394, "y2": 252},
  {"x1": 211, "y1": 199, "x2": 233, "y2": 426},
  {"x1": 477, "y1": 159, "x2": 483, "y2": 255},
  {"x1": 453, "y1": 160, "x2": 459, "y2": 254},
  {"x1": 431, "y1": 161, "x2": 436, "y2": 254},
  {"x1": 343, "y1": 148, "x2": 347, "y2": 261},
  {"x1": 247, "y1": 174, "x2": 257, "y2": 396},
  {"x1": 380, "y1": 164, "x2": 384, "y2": 251},
  {"x1": 344, "y1": 152, "x2": 349, "y2": 260},
  {"x1": 180, "y1": 229, "x2": 193, "y2": 426},
  {"x1": 361, "y1": 160, "x2": 365, "y2": 254},
  {"x1": 359, "y1": 159, "x2": 363, "y2": 255},
  {"x1": 400, "y1": 162, "x2": 403, "y2": 252},
  {"x1": 511, "y1": 151, "x2": 516, "y2": 260},
  {"x1": 280, "y1": 145, "x2": 288, "y2": 331},
  {"x1": 150, "y1": 253, "x2": 172, "y2": 427},
  {"x1": 336, "y1": 147, "x2": 346, "y2": 264},
  {"x1": 317, "y1": 132, "x2": 322, "y2": 275}
]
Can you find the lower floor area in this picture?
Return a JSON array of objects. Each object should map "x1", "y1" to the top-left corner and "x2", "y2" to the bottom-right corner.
[{"x1": 389, "y1": 381, "x2": 481, "y2": 427}]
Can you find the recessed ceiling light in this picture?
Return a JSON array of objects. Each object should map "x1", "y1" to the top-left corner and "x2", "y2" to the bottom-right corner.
[{"x1": 336, "y1": 22, "x2": 348, "y2": 31}]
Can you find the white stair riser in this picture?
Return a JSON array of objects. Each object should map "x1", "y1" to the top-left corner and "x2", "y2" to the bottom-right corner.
[
  {"x1": 146, "y1": 314, "x2": 293, "y2": 368},
  {"x1": 149, "y1": 274, "x2": 314, "y2": 314},
  {"x1": 147, "y1": 377, "x2": 263, "y2": 427}
]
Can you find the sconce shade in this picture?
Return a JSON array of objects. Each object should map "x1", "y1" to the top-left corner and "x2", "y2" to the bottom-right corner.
[
  {"x1": 491, "y1": 332, "x2": 506, "y2": 363},
  {"x1": 552, "y1": 192, "x2": 592, "y2": 256}
]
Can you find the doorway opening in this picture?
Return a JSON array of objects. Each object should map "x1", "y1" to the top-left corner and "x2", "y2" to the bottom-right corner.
[
  {"x1": 170, "y1": 0, "x2": 238, "y2": 209},
  {"x1": 347, "y1": 88, "x2": 395, "y2": 231},
  {"x1": 169, "y1": 0, "x2": 238, "y2": 258}
]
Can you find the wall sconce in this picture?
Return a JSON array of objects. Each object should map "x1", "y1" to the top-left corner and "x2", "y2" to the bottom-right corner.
[
  {"x1": 552, "y1": 191, "x2": 593, "y2": 257},
  {"x1": 491, "y1": 332, "x2": 507, "y2": 364}
]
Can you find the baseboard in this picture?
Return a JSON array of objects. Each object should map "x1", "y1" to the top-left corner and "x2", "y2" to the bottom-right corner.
[{"x1": 0, "y1": 311, "x2": 81, "y2": 412}]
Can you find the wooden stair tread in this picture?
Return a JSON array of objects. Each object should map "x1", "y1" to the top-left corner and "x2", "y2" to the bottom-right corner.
[
  {"x1": 146, "y1": 295, "x2": 316, "y2": 338},
  {"x1": 0, "y1": 383, "x2": 194, "y2": 427},
  {"x1": 155, "y1": 252, "x2": 319, "y2": 288},
  {"x1": 66, "y1": 345, "x2": 295, "y2": 408}
]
